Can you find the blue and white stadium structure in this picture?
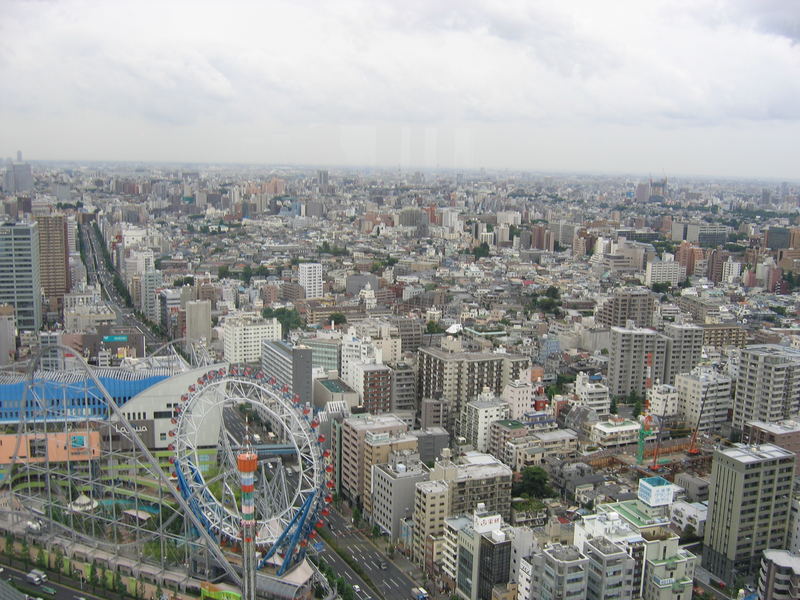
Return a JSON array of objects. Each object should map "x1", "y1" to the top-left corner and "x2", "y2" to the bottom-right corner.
[{"x1": 0, "y1": 343, "x2": 333, "y2": 600}]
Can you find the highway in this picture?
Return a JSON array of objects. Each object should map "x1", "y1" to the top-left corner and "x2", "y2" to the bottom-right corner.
[
  {"x1": 316, "y1": 506, "x2": 423, "y2": 600},
  {"x1": 80, "y1": 223, "x2": 164, "y2": 349},
  {"x1": 0, "y1": 562, "x2": 107, "y2": 600}
]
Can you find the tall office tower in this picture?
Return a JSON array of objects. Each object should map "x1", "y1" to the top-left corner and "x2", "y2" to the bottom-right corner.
[
  {"x1": 298, "y1": 262, "x2": 323, "y2": 299},
  {"x1": 675, "y1": 367, "x2": 732, "y2": 434},
  {"x1": 35, "y1": 215, "x2": 69, "y2": 312},
  {"x1": 452, "y1": 505, "x2": 512, "y2": 600},
  {"x1": 703, "y1": 444, "x2": 796, "y2": 585},
  {"x1": 607, "y1": 326, "x2": 667, "y2": 398},
  {"x1": 3, "y1": 161, "x2": 33, "y2": 193},
  {"x1": 732, "y1": 345, "x2": 800, "y2": 433},
  {"x1": 261, "y1": 340, "x2": 313, "y2": 405},
  {"x1": 0, "y1": 222, "x2": 41, "y2": 331},
  {"x1": 316, "y1": 169, "x2": 329, "y2": 190},
  {"x1": 594, "y1": 287, "x2": 656, "y2": 328},
  {"x1": 185, "y1": 300, "x2": 212, "y2": 343},
  {"x1": 663, "y1": 323, "x2": 703, "y2": 385},
  {"x1": 758, "y1": 550, "x2": 800, "y2": 600},
  {"x1": 0, "y1": 305, "x2": 15, "y2": 365},
  {"x1": 139, "y1": 269, "x2": 163, "y2": 323}
]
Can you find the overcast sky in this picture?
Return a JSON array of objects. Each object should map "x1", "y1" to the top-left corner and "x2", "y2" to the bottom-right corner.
[{"x1": 2, "y1": 0, "x2": 799, "y2": 178}]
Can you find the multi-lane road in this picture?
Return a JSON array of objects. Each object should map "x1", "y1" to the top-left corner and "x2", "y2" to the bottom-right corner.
[
  {"x1": 80, "y1": 223, "x2": 163, "y2": 348},
  {"x1": 0, "y1": 563, "x2": 106, "y2": 600},
  {"x1": 317, "y1": 507, "x2": 422, "y2": 600}
]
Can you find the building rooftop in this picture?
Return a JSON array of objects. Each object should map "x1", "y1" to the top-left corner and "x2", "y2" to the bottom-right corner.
[
  {"x1": 319, "y1": 378, "x2": 355, "y2": 394},
  {"x1": 719, "y1": 443, "x2": 795, "y2": 463},
  {"x1": 543, "y1": 543, "x2": 585, "y2": 563},
  {"x1": 746, "y1": 420, "x2": 800, "y2": 435},
  {"x1": 494, "y1": 419, "x2": 526, "y2": 430},
  {"x1": 763, "y1": 549, "x2": 800, "y2": 575}
]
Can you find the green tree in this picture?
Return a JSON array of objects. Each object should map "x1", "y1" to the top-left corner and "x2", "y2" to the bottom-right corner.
[
  {"x1": 425, "y1": 320, "x2": 445, "y2": 334},
  {"x1": 545, "y1": 286, "x2": 560, "y2": 299},
  {"x1": 89, "y1": 561, "x2": 98, "y2": 589},
  {"x1": 19, "y1": 539, "x2": 29, "y2": 565},
  {"x1": 218, "y1": 265, "x2": 230, "y2": 279},
  {"x1": 471, "y1": 242, "x2": 490, "y2": 259},
  {"x1": 650, "y1": 282, "x2": 670, "y2": 294},
  {"x1": 632, "y1": 397, "x2": 643, "y2": 419},
  {"x1": 609, "y1": 397, "x2": 618, "y2": 415},
  {"x1": 114, "y1": 570, "x2": 125, "y2": 594},
  {"x1": 512, "y1": 466, "x2": 554, "y2": 498},
  {"x1": 352, "y1": 506, "x2": 362, "y2": 527},
  {"x1": 36, "y1": 548, "x2": 45, "y2": 568},
  {"x1": 329, "y1": 312, "x2": 347, "y2": 326}
]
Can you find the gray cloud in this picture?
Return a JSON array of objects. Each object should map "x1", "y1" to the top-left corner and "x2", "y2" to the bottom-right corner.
[{"x1": 1, "y1": 0, "x2": 799, "y2": 176}]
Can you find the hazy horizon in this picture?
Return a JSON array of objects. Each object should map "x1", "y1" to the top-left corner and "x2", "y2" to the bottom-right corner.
[{"x1": 2, "y1": 0, "x2": 800, "y2": 179}]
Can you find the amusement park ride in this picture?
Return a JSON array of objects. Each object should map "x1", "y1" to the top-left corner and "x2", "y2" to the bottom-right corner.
[{"x1": 1, "y1": 343, "x2": 333, "y2": 600}]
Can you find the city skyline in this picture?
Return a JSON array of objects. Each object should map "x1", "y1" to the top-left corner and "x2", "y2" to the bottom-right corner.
[{"x1": 2, "y1": 0, "x2": 800, "y2": 178}]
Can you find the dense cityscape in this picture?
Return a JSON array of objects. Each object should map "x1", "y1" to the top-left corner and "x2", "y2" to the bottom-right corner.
[
  {"x1": 0, "y1": 156, "x2": 798, "y2": 600},
  {"x1": 2, "y1": 2, "x2": 800, "y2": 600}
]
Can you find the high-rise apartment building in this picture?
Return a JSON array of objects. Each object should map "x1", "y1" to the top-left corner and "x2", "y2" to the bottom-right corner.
[
  {"x1": 412, "y1": 450, "x2": 512, "y2": 568},
  {"x1": 185, "y1": 299, "x2": 212, "y2": 343},
  {"x1": 261, "y1": 340, "x2": 313, "y2": 405},
  {"x1": 0, "y1": 222, "x2": 42, "y2": 330},
  {"x1": 34, "y1": 215, "x2": 69, "y2": 313},
  {"x1": 458, "y1": 396, "x2": 509, "y2": 453},
  {"x1": 223, "y1": 314, "x2": 282, "y2": 363},
  {"x1": 298, "y1": 262, "x2": 323, "y2": 299},
  {"x1": 675, "y1": 367, "x2": 732, "y2": 434},
  {"x1": 607, "y1": 326, "x2": 667, "y2": 398},
  {"x1": 703, "y1": 444, "x2": 796, "y2": 584},
  {"x1": 594, "y1": 287, "x2": 656, "y2": 329},
  {"x1": 662, "y1": 322, "x2": 703, "y2": 385},
  {"x1": 732, "y1": 345, "x2": 800, "y2": 433},
  {"x1": 417, "y1": 347, "x2": 529, "y2": 430},
  {"x1": 337, "y1": 413, "x2": 407, "y2": 502}
]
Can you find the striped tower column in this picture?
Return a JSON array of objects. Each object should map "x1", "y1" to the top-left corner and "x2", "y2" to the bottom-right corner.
[{"x1": 238, "y1": 450, "x2": 258, "y2": 600}]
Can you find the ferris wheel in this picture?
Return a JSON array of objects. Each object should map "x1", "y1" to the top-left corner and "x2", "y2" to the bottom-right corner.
[{"x1": 170, "y1": 365, "x2": 334, "y2": 576}]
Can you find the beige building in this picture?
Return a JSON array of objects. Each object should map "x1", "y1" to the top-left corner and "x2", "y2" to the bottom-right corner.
[
  {"x1": 412, "y1": 450, "x2": 512, "y2": 570},
  {"x1": 222, "y1": 313, "x2": 281, "y2": 363},
  {"x1": 338, "y1": 413, "x2": 407, "y2": 503},
  {"x1": 607, "y1": 326, "x2": 667, "y2": 398},
  {"x1": 703, "y1": 444, "x2": 796, "y2": 585},
  {"x1": 733, "y1": 345, "x2": 800, "y2": 433},
  {"x1": 417, "y1": 347, "x2": 529, "y2": 430},
  {"x1": 362, "y1": 431, "x2": 418, "y2": 516},
  {"x1": 594, "y1": 287, "x2": 656, "y2": 329}
]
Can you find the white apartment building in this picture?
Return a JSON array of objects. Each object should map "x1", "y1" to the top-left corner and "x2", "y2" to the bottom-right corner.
[
  {"x1": 647, "y1": 384, "x2": 680, "y2": 418},
  {"x1": 675, "y1": 367, "x2": 732, "y2": 433},
  {"x1": 645, "y1": 260, "x2": 686, "y2": 286},
  {"x1": 298, "y1": 262, "x2": 323, "y2": 299},
  {"x1": 458, "y1": 396, "x2": 510, "y2": 452},
  {"x1": 501, "y1": 379, "x2": 534, "y2": 420},
  {"x1": 573, "y1": 372, "x2": 611, "y2": 414},
  {"x1": 733, "y1": 345, "x2": 800, "y2": 432},
  {"x1": 223, "y1": 313, "x2": 281, "y2": 363}
]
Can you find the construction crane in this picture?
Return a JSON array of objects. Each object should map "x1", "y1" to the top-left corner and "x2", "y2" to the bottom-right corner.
[
  {"x1": 687, "y1": 387, "x2": 710, "y2": 456},
  {"x1": 637, "y1": 415, "x2": 657, "y2": 465}
]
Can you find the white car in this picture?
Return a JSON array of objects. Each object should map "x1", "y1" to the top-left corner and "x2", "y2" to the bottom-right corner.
[{"x1": 353, "y1": 585, "x2": 361, "y2": 593}]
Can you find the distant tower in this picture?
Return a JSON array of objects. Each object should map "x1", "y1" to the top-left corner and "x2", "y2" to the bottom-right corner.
[{"x1": 238, "y1": 440, "x2": 259, "y2": 600}]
